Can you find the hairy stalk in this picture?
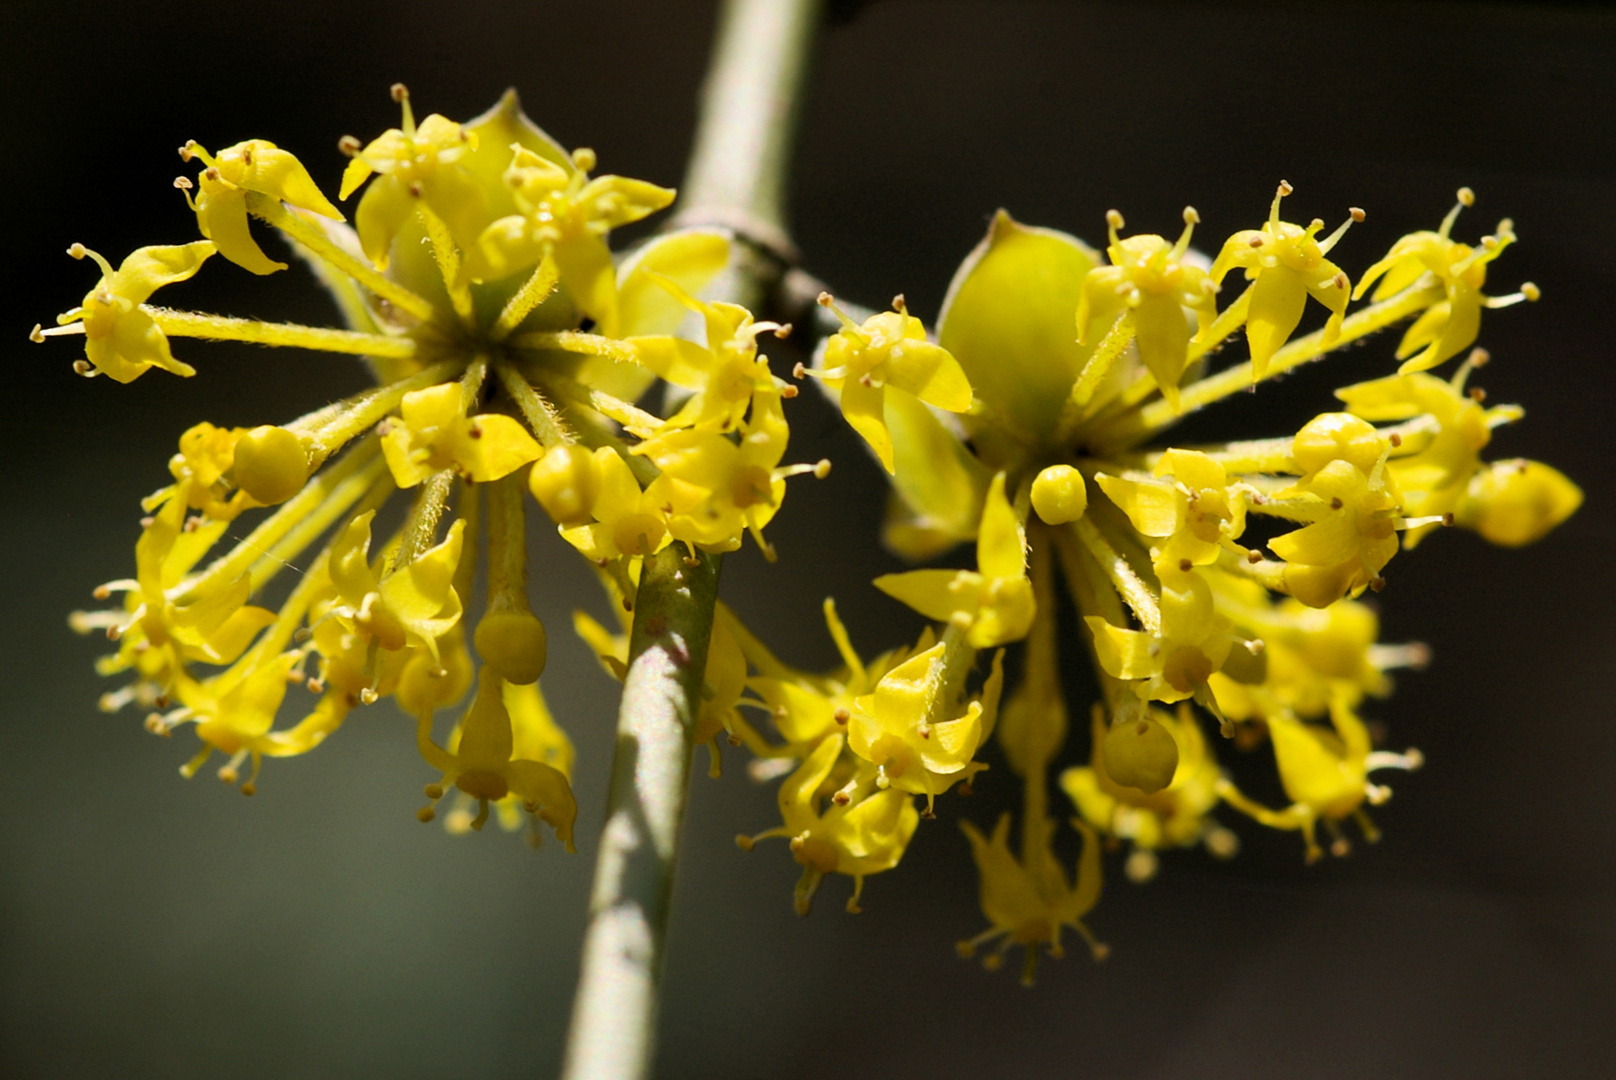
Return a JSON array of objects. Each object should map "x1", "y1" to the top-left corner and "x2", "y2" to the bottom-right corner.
[{"x1": 561, "y1": 1, "x2": 824, "y2": 1078}]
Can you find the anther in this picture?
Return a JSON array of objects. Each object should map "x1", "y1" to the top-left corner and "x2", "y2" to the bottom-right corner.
[
  {"x1": 173, "y1": 176, "x2": 194, "y2": 190},
  {"x1": 832, "y1": 791, "x2": 851, "y2": 806},
  {"x1": 390, "y1": 82, "x2": 409, "y2": 102},
  {"x1": 1182, "y1": 206, "x2": 1200, "y2": 225},
  {"x1": 68, "y1": 243, "x2": 88, "y2": 259},
  {"x1": 29, "y1": 325, "x2": 45, "y2": 343},
  {"x1": 1369, "y1": 576, "x2": 1386, "y2": 592},
  {"x1": 306, "y1": 678, "x2": 325, "y2": 693},
  {"x1": 293, "y1": 627, "x2": 313, "y2": 643},
  {"x1": 241, "y1": 782, "x2": 257, "y2": 796},
  {"x1": 1330, "y1": 497, "x2": 1344, "y2": 510},
  {"x1": 139, "y1": 516, "x2": 155, "y2": 528},
  {"x1": 408, "y1": 181, "x2": 423, "y2": 198},
  {"x1": 424, "y1": 783, "x2": 444, "y2": 799},
  {"x1": 813, "y1": 459, "x2": 832, "y2": 479},
  {"x1": 359, "y1": 687, "x2": 379, "y2": 704},
  {"x1": 1470, "y1": 347, "x2": 1491, "y2": 367},
  {"x1": 1247, "y1": 549, "x2": 1262, "y2": 564},
  {"x1": 1249, "y1": 236, "x2": 1264, "y2": 248},
  {"x1": 1522, "y1": 282, "x2": 1541, "y2": 301},
  {"x1": 1469, "y1": 387, "x2": 1487, "y2": 402},
  {"x1": 780, "y1": 384, "x2": 799, "y2": 398},
  {"x1": 154, "y1": 695, "x2": 170, "y2": 709},
  {"x1": 1457, "y1": 186, "x2": 1475, "y2": 207},
  {"x1": 892, "y1": 294, "x2": 907, "y2": 313},
  {"x1": 1349, "y1": 207, "x2": 1367, "y2": 223},
  {"x1": 1442, "y1": 512, "x2": 1455, "y2": 527},
  {"x1": 1178, "y1": 558, "x2": 1193, "y2": 572},
  {"x1": 833, "y1": 708, "x2": 850, "y2": 726},
  {"x1": 791, "y1": 362, "x2": 806, "y2": 379},
  {"x1": 1277, "y1": 179, "x2": 1295, "y2": 197},
  {"x1": 1106, "y1": 209, "x2": 1124, "y2": 230},
  {"x1": 1389, "y1": 433, "x2": 1403, "y2": 448},
  {"x1": 816, "y1": 291, "x2": 834, "y2": 308},
  {"x1": 73, "y1": 360, "x2": 98, "y2": 377},
  {"x1": 773, "y1": 323, "x2": 793, "y2": 340},
  {"x1": 734, "y1": 834, "x2": 755, "y2": 851}
]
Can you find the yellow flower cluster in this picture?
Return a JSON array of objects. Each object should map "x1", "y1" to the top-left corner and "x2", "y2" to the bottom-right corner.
[
  {"x1": 763, "y1": 183, "x2": 1577, "y2": 981},
  {"x1": 47, "y1": 87, "x2": 825, "y2": 844}
]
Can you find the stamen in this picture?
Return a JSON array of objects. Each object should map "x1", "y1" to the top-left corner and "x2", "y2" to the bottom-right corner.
[
  {"x1": 1171, "y1": 206, "x2": 1199, "y2": 259},
  {"x1": 1318, "y1": 206, "x2": 1366, "y2": 254},
  {"x1": 390, "y1": 83, "x2": 415, "y2": 138},
  {"x1": 1269, "y1": 180, "x2": 1294, "y2": 231},
  {"x1": 1106, "y1": 209, "x2": 1124, "y2": 246},
  {"x1": 816, "y1": 291, "x2": 862, "y2": 335},
  {"x1": 338, "y1": 135, "x2": 361, "y2": 157},
  {"x1": 1438, "y1": 186, "x2": 1475, "y2": 239}
]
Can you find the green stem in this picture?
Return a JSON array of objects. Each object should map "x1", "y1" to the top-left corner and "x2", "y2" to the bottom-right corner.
[
  {"x1": 560, "y1": 546, "x2": 722, "y2": 1080},
  {"x1": 561, "y1": 2, "x2": 823, "y2": 1077}
]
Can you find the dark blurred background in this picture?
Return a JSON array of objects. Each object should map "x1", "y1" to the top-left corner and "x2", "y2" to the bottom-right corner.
[{"x1": 1, "y1": 2, "x2": 1613, "y2": 1078}]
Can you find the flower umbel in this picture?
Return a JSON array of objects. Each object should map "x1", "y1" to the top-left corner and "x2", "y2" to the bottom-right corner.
[{"x1": 53, "y1": 86, "x2": 824, "y2": 847}]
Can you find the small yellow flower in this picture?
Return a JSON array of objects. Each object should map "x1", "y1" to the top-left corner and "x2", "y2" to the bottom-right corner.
[
  {"x1": 625, "y1": 274, "x2": 791, "y2": 433},
  {"x1": 737, "y1": 733, "x2": 920, "y2": 916},
  {"x1": 467, "y1": 145, "x2": 674, "y2": 335},
  {"x1": 180, "y1": 139, "x2": 344, "y2": 275},
  {"x1": 557, "y1": 447, "x2": 670, "y2": 563},
  {"x1": 805, "y1": 294, "x2": 972, "y2": 473},
  {"x1": 845, "y1": 644, "x2": 1002, "y2": 812},
  {"x1": 1075, "y1": 208, "x2": 1218, "y2": 411},
  {"x1": 1085, "y1": 563, "x2": 1236, "y2": 708},
  {"x1": 956, "y1": 814, "x2": 1107, "y2": 985},
  {"x1": 416, "y1": 671, "x2": 576, "y2": 846},
  {"x1": 1096, "y1": 448, "x2": 1255, "y2": 571},
  {"x1": 1353, "y1": 188, "x2": 1536, "y2": 374},
  {"x1": 874, "y1": 472, "x2": 1035, "y2": 648},
  {"x1": 743, "y1": 599, "x2": 933, "y2": 760},
  {"x1": 1218, "y1": 697, "x2": 1422, "y2": 863},
  {"x1": 339, "y1": 87, "x2": 484, "y2": 271},
  {"x1": 328, "y1": 510, "x2": 466, "y2": 671},
  {"x1": 149, "y1": 422, "x2": 250, "y2": 522},
  {"x1": 1268, "y1": 413, "x2": 1402, "y2": 607},
  {"x1": 380, "y1": 382, "x2": 541, "y2": 487},
  {"x1": 125, "y1": 493, "x2": 275, "y2": 673},
  {"x1": 441, "y1": 679, "x2": 575, "y2": 839},
  {"x1": 47, "y1": 242, "x2": 215, "y2": 382},
  {"x1": 1209, "y1": 181, "x2": 1360, "y2": 378},
  {"x1": 636, "y1": 391, "x2": 826, "y2": 558}
]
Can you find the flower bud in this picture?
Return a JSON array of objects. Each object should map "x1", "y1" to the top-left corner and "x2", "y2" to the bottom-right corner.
[
  {"x1": 475, "y1": 610, "x2": 548, "y2": 685},
  {"x1": 233, "y1": 425, "x2": 308, "y2": 504},
  {"x1": 1031, "y1": 464, "x2": 1088, "y2": 524},
  {"x1": 1102, "y1": 710, "x2": 1179, "y2": 793},
  {"x1": 529, "y1": 445, "x2": 600, "y2": 526},
  {"x1": 1457, "y1": 458, "x2": 1582, "y2": 547},
  {"x1": 1292, "y1": 413, "x2": 1385, "y2": 476}
]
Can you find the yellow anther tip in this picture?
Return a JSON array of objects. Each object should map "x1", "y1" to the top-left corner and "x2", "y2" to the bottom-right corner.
[
  {"x1": 1457, "y1": 186, "x2": 1476, "y2": 206},
  {"x1": 1522, "y1": 282, "x2": 1541, "y2": 301}
]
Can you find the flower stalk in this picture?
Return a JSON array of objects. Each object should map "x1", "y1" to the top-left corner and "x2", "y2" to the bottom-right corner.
[{"x1": 560, "y1": 1, "x2": 825, "y2": 1078}]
